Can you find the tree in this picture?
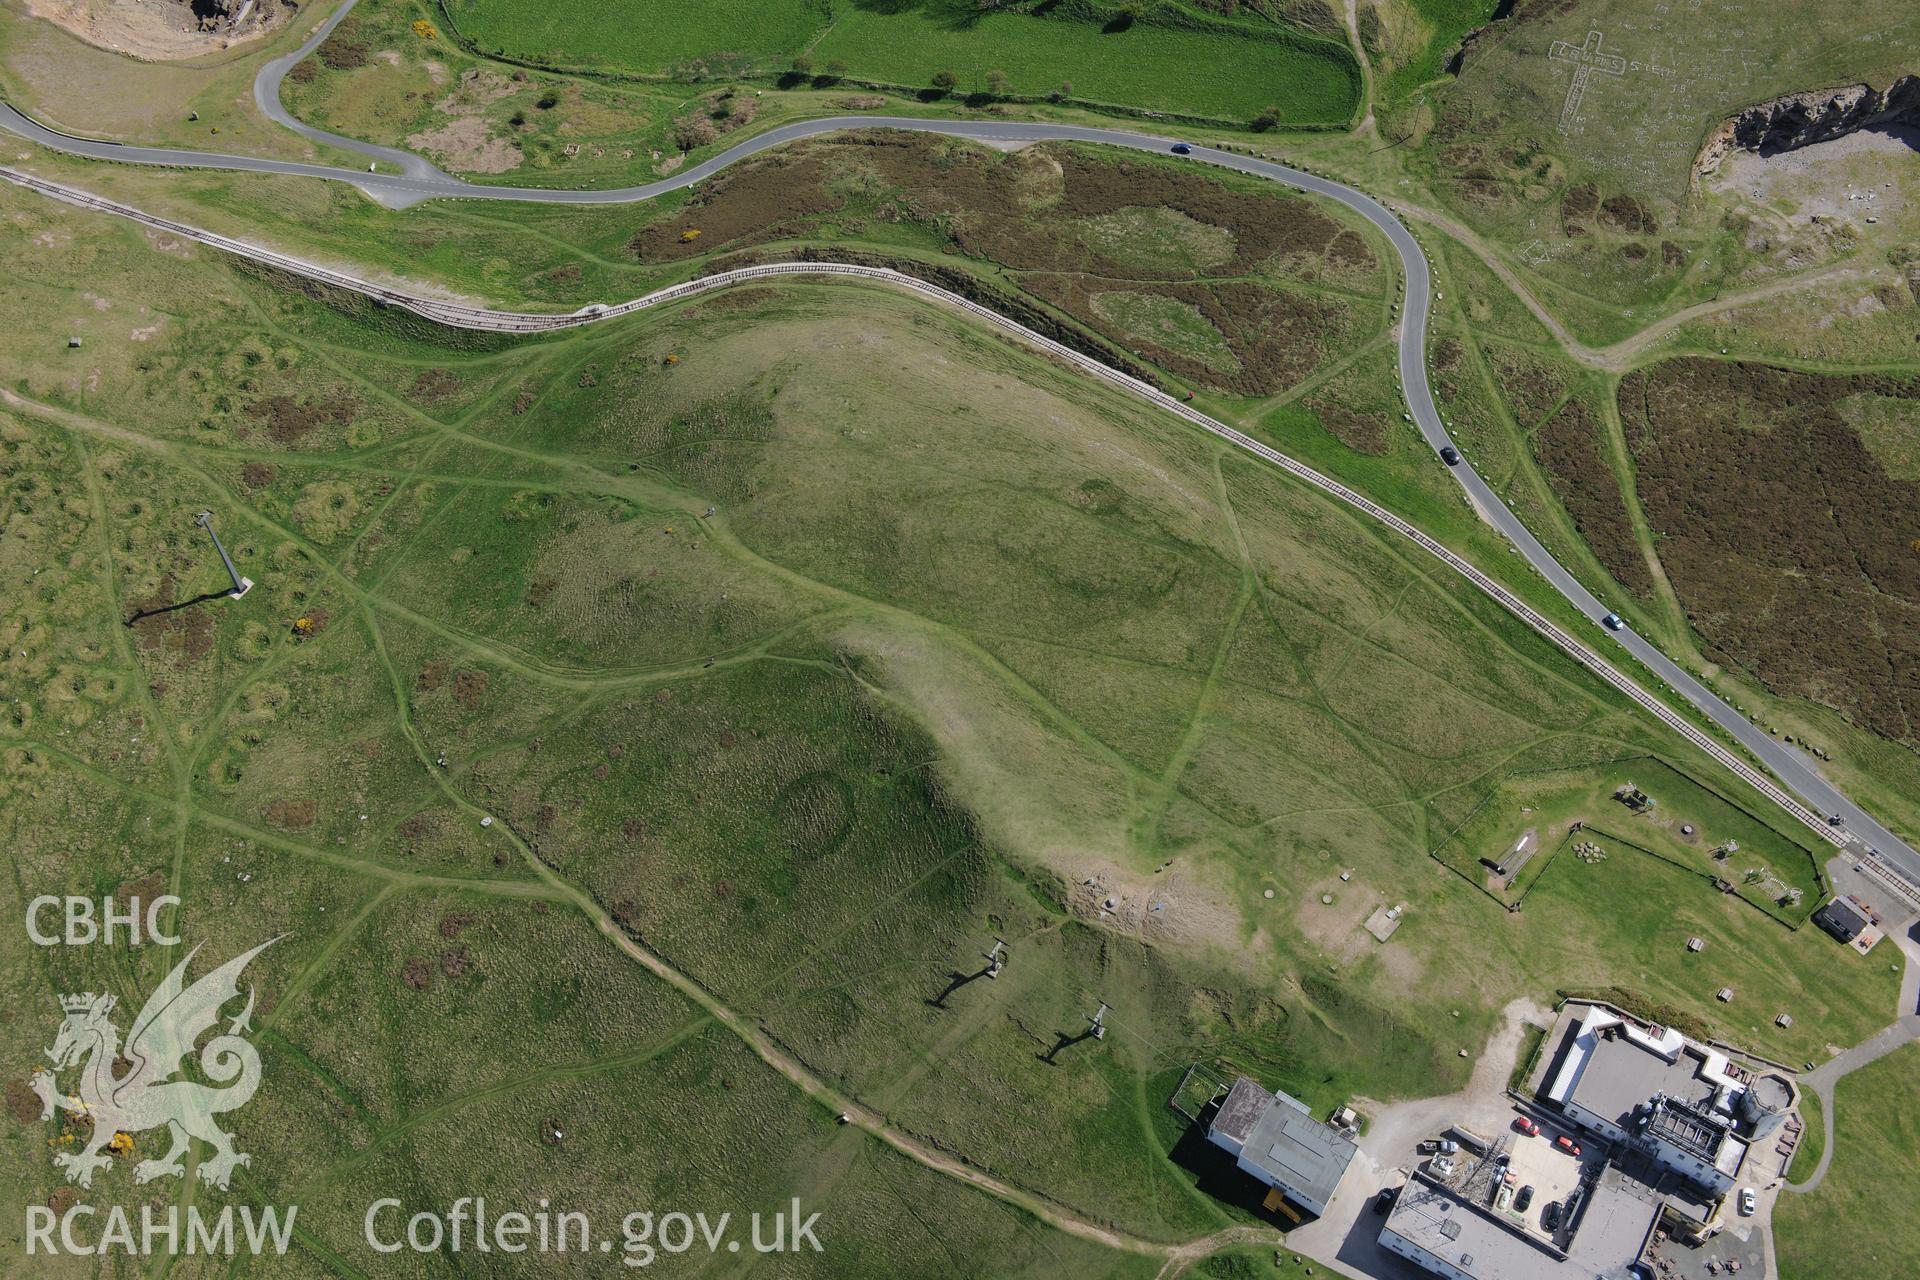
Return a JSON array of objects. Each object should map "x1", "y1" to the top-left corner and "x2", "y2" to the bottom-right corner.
[
  {"x1": 931, "y1": 69, "x2": 958, "y2": 94},
  {"x1": 985, "y1": 69, "x2": 1010, "y2": 96},
  {"x1": 790, "y1": 53, "x2": 814, "y2": 77},
  {"x1": 1251, "y1": 103, "x2": 1282, "y2": 131},
  {"x1": 1051, "y1": 79, "x2": 1074, "y2": 102}
]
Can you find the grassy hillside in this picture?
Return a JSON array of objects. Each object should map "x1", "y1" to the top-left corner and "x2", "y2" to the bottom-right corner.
[
  {"x1": 1384, "y1": 0, "x2": 1919, "y2": 338},
  {"x1": 1359, "y1": 0, "x2": 1498, "y2": 103},
  {"x1": 1, "y1": 179, "x2": 1899, "y2": 1263}
]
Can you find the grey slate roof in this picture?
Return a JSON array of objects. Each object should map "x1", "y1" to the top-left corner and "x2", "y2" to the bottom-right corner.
[
  {"x1": 1813, "y1": 897, "x2": 1868, "y2": 940},
  {"x1": 1210, "y1": 1076, "x2": 1272, "y2": 1148}
]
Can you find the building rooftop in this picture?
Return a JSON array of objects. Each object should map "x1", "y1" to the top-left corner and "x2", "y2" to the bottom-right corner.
[
  {"x1": 1384, "y1": 1164, "x2": 1661, "y2": 1280},
  {"x1": 1384, "y1": 1174, "x2": 1566, "y2": 1280},
  {"x1": 1563, "y1": 1170, "x2": 1665, "y2": 1276},
  {"x1": 1645, "y1": 1097, "x2": 1746, "y2": 1177},
  {"x1": 1210, "y1": 1076, "x2": 1273, "y2": 1149},
  {"x1": 1563, "y1": 1027, "x2": 1718, "y2": 1129},
  {"x1": 1813, "y1": 896, "x2": 1870, "y2": 940},
  {"x1": 1238, "y1": 1086, "x2": 1356, "y2": 1208}
]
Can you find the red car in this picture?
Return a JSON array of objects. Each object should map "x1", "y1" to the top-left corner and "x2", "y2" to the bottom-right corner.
[
  {"x1": 1513, "y1": 1116, "x2": 1540, "y2": 1136},
  {"x1": 1555, "y1": 1136, "x2": 1583, "y2": 1157}
]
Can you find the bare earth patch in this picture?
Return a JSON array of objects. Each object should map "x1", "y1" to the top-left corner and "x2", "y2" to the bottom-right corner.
[
  {"x1": 407, "y1": 116, "x2": 522, "y2": 175},
  {"x1": 407, "y1": 67, "x2": 524, "y2": 174}
]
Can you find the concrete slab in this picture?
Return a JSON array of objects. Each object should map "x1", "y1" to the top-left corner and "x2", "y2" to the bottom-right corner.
[{"x1": 1364, "y1": 903, "x2": 1406, "y2": 942}]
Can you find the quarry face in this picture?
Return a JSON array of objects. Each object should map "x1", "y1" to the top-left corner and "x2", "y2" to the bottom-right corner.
[{"x1": 24, "y1": 0, "x2": 293, "y2": 61}]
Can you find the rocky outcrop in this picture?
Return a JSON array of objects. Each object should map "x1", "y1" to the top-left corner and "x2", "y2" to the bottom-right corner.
[{"x1": 1693, "y1": 76, "x2": 1920, "y2": 188}]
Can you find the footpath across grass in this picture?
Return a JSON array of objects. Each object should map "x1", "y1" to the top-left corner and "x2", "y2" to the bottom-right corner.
[{"x1": 1774, "y1": 1043, "x2": 1920, "y2": 1280}]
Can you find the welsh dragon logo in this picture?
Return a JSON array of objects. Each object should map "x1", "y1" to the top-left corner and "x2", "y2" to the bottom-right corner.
[{"x1": 33, "y1": 939, "x2": 277, "y2": 1190}]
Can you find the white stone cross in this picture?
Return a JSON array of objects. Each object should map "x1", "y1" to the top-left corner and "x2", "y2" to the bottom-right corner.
[{"x1": 1549, "y1": 31, "x2": 1629, "y2": 134}]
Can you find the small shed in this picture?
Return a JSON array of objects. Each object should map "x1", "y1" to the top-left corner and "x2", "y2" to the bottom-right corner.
[{"x1": 1812, "y1": 896, "x2": 1871, "y2": 944}]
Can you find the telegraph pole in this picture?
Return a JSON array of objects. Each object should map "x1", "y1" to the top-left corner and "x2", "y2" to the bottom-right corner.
[
  {"x1": 195, "y1": 511, "x2": 253, "y2": 599},
  {"x1": 1087, "y1": 1001, "x2": 1109, "y2": 1041}
]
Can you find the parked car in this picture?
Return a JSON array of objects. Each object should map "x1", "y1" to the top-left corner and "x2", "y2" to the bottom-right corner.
[
  {"x1": 1373, "y1": 1186, "x2": 1398, "y2": 1216},
  {"x1": 1602, "y1": 613, "x2": 1625, "y2": 631},
  {"x1": 1438, "y1": 1139, "x2": 1459, "y2": 1155},
  {"x1": 1555, "y1": 1135, "x2": 1583, "y2": 1157},
  {"x1": 1171, "y1": 143, "x2": 1193, "y2": 155},
  {"x1": 1542, "y1": 1202, "x2": 1562, "y2": 1232},
  {"x1": 1512, "y1": 1115, "x2": 1540, "y2": 1136},
  {"x1": 1514, "y1": 1185, "x2": 1535, "y2": 1213},
  {"x1": 1739, "y1": 1187, "x2": 1757, "y2": 1216},
  {"x1": 1440, "y1": 445, "x2": 1462, "y2": 466}
]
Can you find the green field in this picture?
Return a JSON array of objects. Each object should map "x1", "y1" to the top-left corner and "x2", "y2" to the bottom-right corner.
[
  {"x1": 811, "y1": 6, "x2": 1358, "y2": 122},
  {"x1": 1432, "y1": 757, "x2": 1827, "y2": 923},
  {"x1": 447, "y1": 0, "x2": 831, "y2": 73},
  {"x1": 445, "y1": 0, "x2": 1360, "y2": 124},
  {"x1": 1774, "y1": 1044, "x2": 1920, "y2": 1280}
]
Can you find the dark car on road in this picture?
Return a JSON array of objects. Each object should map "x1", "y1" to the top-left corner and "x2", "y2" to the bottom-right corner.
[
  {"x1": 1440, "y1": 445, "x2": 1462, "y2": 466},
  {"x1": 1373, "y1": 1186, "x2": 1398, "y2": 1215},
  {"x1": 1514, "y1": 1185, "x2": 1535, "y2": 1213},
  {"x1": 1542, "y1": 1201, "x2": 1561, "y2": 1232},
  {"x1": 1171, "y1": 143, "x2": 1193, "y2": 155},
  {"x1": 1602, "y1": 613, "x2": 1624, "y2": 631}
]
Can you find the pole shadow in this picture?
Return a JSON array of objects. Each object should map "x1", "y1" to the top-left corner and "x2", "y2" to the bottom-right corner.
[
  {"x1": 1038, "y1": 1025, "x2": 1100, "y2": 1065},
  {"x1": 925, "y1": 965, "x2": 994, "y2": 1009},
  {"x1": 124, "y1": 588, "x2": 232, "y2": 628}
]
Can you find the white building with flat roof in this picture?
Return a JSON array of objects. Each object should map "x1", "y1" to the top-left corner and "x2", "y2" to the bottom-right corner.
[
  {"x1": 1540, "y1": 1004, "x2": 1792, "y2": 1198},
  {"x1": 1206, "y1": 1077, "x2": 1355, "y2": 1217}
]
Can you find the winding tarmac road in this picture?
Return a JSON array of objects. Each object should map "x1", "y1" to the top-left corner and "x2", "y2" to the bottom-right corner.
[{"x1": 1, "y1": 0, "x2": 1913, "y2": 886}]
